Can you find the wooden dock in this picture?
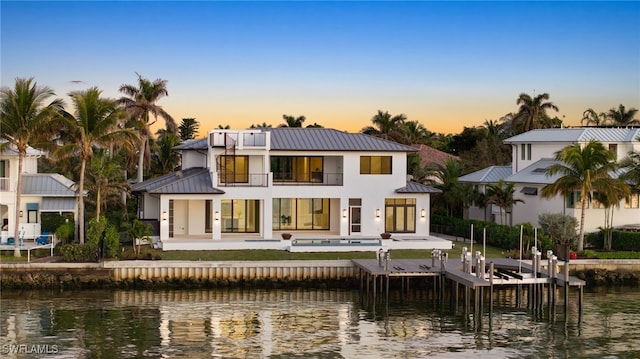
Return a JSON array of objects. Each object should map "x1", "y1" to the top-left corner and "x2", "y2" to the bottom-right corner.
[{"x1": 353, "y1": 248, "x2": 586, "y2": 315}]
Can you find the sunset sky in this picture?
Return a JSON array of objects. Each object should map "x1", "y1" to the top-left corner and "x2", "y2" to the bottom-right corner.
[{"x1": 2, "y1": 1, "x2": 639, "y2": 137}]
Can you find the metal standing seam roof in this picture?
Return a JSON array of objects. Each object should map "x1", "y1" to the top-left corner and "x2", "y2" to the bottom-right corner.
[
  {"x1": 131, "y1": 167, "x2": 224, "y2": 194},
  {"x1": 21, "y1": 174, "x2": 76, "y2": 196},
  {"x1": 41, "y1": 198, "x2": 76, "y2": 212},
  {"x1": 172, "y1": 128, "x2": 418, "y2": 152},
  {"x1": 458, "y1": 165, "x2": 512, "y2": 184},
  {"x1": 395, "y1": 181, "x2": 442, "y2": 194},
  {"x1": 503, "y1": 158, "x2": 563, "y2": 184},
  {"x1": 0, "y1": 141, "x2": 47, "y2": 157},
  {"x1": 504, "y1": 128, "x2": 640, "y2": 144},
  {"x1": 267, "y1": 128, "x2": 417, "y2": 151}
]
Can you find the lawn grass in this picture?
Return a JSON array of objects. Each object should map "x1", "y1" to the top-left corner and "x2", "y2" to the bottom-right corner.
[{"x1": 0, "y1": 241, "x2": 507, "y2": 262}]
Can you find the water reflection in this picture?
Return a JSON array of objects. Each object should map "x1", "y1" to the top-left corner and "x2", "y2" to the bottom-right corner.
[{"x1": 1, "y1": 287, "x2": 639, "y2": 358}]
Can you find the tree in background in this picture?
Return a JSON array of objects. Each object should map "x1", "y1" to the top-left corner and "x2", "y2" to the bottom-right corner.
[
  {"x1": 428, "y1": 158, "x2": 468, "y2": 217},
  {"x1": 151, "y1": 130, "x2": 181, "y2": 177},
  {"x1": 178, "y1": 118, "x2": 199, "y2": 141},
  {"x1": 541, "y1": 141, "x2": 620, "y2": 252},
  {"x1": 484, "y1": 179, "x2": 524, "y2": 225},
  {"x1": 619, "y1": 135, "x2": 640, "y2": 194},
  {"x1": 249, "y1": 122, "x2": 272, "y2": 129},
  {"x1": 281, "y1": 114, "x2": 306, "y2": 127},
  {"x1": 84, "y1": 150, "x2": 130, "y2": 220},
  {"x1": 606, "y1": 104, "x2": 639, "y2": 126},
  {"x1": 361, "y1": 110, "x2": 406, "y2": 142},
  {"x1": 0, "y1": 77, "x2": 64, "y2": 256},
  {"x1": 118, "y1": 73, "x2": 176, "y2": 184},
  {"x1": 581, "y1": 108, "x2": 609, "y2": 127},
  {"x1": 511, "y1": 92, "x2": 559, "y2": 134},
  {"x1": 54, "y1": 87, "x2": 137, "y2": 244},
  {"x1": 306, "y1": 122, "x2": 324, "y2": 128}
]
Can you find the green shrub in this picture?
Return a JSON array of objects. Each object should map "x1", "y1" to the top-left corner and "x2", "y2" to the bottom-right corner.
[
  {"x1": 103, "y1": 224, "x2": 120, "y2": 259},
  {"x1": 86, "y1": 217, "x2": 108, "y2": 246},
  {"x1": 59, "y1": 243, "x2": 98, "y2": 262},
  {"x1": 431, "y1": 215, "x2": 553, "y2": 252},
  {"x1": 55, "y1": 221, "x2": 75, "y2": 244},
  {"x1": 580, "y1": 249, "x2": 598, "y2": 259},
  {"x1": 585, "y1": 230, "x2": 640, "y2": 251}
]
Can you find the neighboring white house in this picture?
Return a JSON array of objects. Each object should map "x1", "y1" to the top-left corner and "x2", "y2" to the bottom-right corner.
[
  {"x1": 132, "y1": 128, "x2": 443, "y2": 250},
  {"x1": 459, "y1": 127, "x2": 640, "y2": 232},
  {"x1": 0, "y1": 142, "x2": 77, "y2": 242}
]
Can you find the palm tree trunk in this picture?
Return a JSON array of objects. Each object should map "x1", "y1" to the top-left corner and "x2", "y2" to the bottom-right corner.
[
  {"x1": 78, "y1": 159, "x2": 86, "y2": 244},
  {"x1": 137, "y1": 133, "x2": 148, "y2": 183},
  {"x1": 578, "y1": 196, "x2": 587, "y2": 252},
  {"x1": 13, "y1": 152, "x2": 24, "y2": 257}
]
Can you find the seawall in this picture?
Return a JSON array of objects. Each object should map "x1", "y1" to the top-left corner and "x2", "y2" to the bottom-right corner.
[{"x1": 1, "y1": 259, "x2": 638, "y2": 289}]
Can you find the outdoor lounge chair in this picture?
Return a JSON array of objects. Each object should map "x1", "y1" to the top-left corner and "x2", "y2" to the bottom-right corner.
[
  {"x1": 36, "y1": 232, "x2": 49, "y2": 245},
  {"x1": 6, "y1": 237, "x2": 15, "y2": 245}
]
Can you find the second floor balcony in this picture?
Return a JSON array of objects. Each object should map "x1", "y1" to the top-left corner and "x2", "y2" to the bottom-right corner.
[{"x1": 272, "y1": 172, "x2": 343, "y2": 186}]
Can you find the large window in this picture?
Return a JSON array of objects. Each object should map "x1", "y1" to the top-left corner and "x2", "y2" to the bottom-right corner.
[
  {"x1": 221, "y1": 200, "x2": 259, "y2": 233},
  {"x1": 360, "y1": 156, "x2": 392, "y2": 174},
  {"x1": 272, "y1": 198, "x2": 330, "y2": 230},
  {"x1": 625, "y1": 193, "x2": 640, "y2": 208},
  {"x1": 219, "y1": 155, "x2": 248, "y2": 183},
  {"x1": 384, "y1": 198, "x2": 416, "y2": 233},
  {"x1": 271, "y1": 156, "x2": 324, "y2": 182}
]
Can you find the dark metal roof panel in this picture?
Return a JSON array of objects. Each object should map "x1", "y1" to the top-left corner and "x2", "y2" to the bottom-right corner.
[
  {"x1": 395, "y1": 181, "x2": 442, "y2": 193},
  {"x1": 267, "y1": 128, "x2": 417, "y2": 152},
  {"x1": 132, "y1": 168, "x2": 224, "y2": 194},
  {"x1": 21, "y1": 174, "x2": 76, "y2": 196}
]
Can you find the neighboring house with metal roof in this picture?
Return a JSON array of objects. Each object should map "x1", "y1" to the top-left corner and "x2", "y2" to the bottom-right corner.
[
  {"x1": 0, "y1": 142, "x2": 77, "y2": 241},
  {"x1": 459, "y1": 128, "x2": 640, "y2": 231},
  {"x1": 132, "y1": 128, "x2": 442, "y2": 250}
]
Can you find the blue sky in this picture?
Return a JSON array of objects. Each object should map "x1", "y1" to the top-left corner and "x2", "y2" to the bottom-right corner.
[{"x1": 2, "y1": 1, "x2": 639, "y2": 135}]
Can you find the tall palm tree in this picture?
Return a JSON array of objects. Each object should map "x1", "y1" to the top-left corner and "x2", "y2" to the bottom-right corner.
[
  {"x1": 118, "y1": 74, "x2": 176, "y2": 184},
  {"x1": 55, "y1": 87, "x2": 137, "y2": 243},
  {"x1": 0, "y1": 77, "x2": 63, "y2": 257},
  {"x1": 605, "y1": 104, "x2": 639, "y2": 126},
  {"x1": 280, "y1": 114, "x2": 306, "y2": 128},
  {"x1": 178, "y1": 118, "x2": 199, "y2": 141},
  {"x1": 485, "y1": 179, "x2": 524, "y2": 225},
  {"x1": 512, "y1": 92, "x2": 559, "y2": 133},
  {"x1": 581, "y1": 108, "x2": 608, "y2": 127},
  {"x1": 361, "y1": 110, "x2": 407, "y2": 141},
  {"x1": 541, "y1": 140, "x2": 619, "y2": 252},
  {"x1": 593, "y1": 178, "x2": 630, "y2": 250}
]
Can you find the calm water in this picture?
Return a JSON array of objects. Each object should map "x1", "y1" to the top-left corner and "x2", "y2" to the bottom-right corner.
[{"x1": 1, "y1": 286, "x2": 639, "y2": 358}]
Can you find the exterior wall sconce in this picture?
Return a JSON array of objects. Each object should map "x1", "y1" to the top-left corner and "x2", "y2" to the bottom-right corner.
[
  {"x1": 19, "y1": 210, "x2": 23, "y2": 218},
  {"x1": 421, "y1": 209, "x2": 426, "y2": 218},
  {"x1": 375, "y1": 209, "x2": 381, "y2": 218},
  {"x1": 342, "y1": 209, "x2": 347, "y2": 218},
  {"x1": 162, "y1": 211, "x2": 168, "y2": 221},
  {"x1": 215, "y1": 211, "x2": 220, "y2": 221}
]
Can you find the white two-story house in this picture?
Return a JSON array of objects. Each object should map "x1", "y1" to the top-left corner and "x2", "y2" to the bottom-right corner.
[
  {"x1": 459, "y1": 128, "x2": 640, "y2": 232},
  {"x1": 0, "y1": 142, "x2": 77, "y2": 242},
  {"x1": 132, "y1": 127, "x2": 442, "y2": 250}
]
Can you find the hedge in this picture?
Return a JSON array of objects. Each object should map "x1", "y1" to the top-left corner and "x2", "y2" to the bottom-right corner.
[
  {"x1": 431, "y1": 215, "x2": 553, "y2": 252},
  {"x1": 585, "y1": 230, "x2": 640, "y2": 251}
]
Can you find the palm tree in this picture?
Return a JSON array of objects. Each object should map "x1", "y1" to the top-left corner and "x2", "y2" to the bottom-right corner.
[
  {"x1": 118, "y1": 73, "x2": 176, "y2": 184},
  {"x1": 581, "y1": 108, "x2": 608, "y2": 127},
  {"x1": 151, "y1": 130, "x2": 181, "y2": 177},
  {"x1": 0, "y1": 77, "x2": 63, "y2": 257},
  {"x1": 541, "y1": 140, "x2": 619, "y2": 252},
  {"x1": 605, "y1": 104, "x2": 639, "y2": 126},
  {"x1": 84, "y1": 150, "x2": 130, "y2": 220},
  {"x1": 485, "y1": 179, "x2": 524, "y2": 225},
  {"x1": 305, "y1": 122, "x2": 324, "y2": 128},
  {"x1": 54, "y1": 87, "x2": 137, "y2": 243},
  {"x1": 280, "y1": 114, "x2": 306, "y2": 128},
  {"x1": 401, "y1": 120, "x2": 432, "y2": 145},
  {"x1": 428, "y1": 158, "x2": 466, "y2": 217},
  {"x1": 178, "y1": 118, "x2": 199, "y2": 141},
  {"x1": 512, "y1": 92, "x2": 559, "y2": 133},
  {"x1": 249, "y1": 122, "x2": 272, "y2": 129},
  {"x1": 593, "y1": 178, "x2": 630, "y2": 250},
  {"x1": 361, "y1": 110, "x2": 407, "y2": 141}
]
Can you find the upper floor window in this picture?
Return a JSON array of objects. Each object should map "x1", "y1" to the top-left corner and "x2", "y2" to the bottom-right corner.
[
  {"x1": 625, "y1": 193, "x2": 640, "y2": 209},
  {"x1": 608, "y1": 144, "x2": 618, "y2": 160},
  {"x1": 360, "y1": 156, "x2": 392, "y2": 174},
  {"x1": 520, "y1": 144, "x2": 532, "y2": 160},
  {"x1": 271, "y1": 156, "x2": 323, "y2": 182},
  {"x1": 219, "y1": 155, "x2": 248, "y2": 183}
]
